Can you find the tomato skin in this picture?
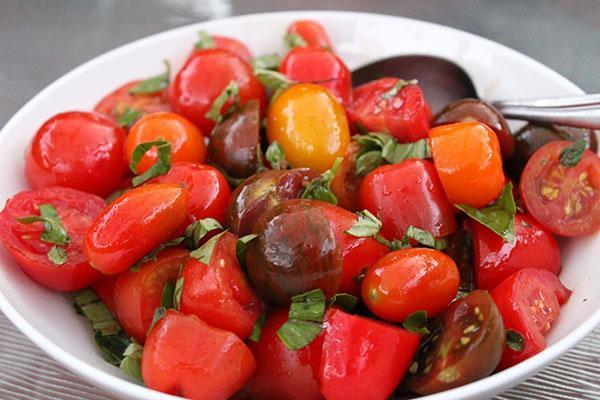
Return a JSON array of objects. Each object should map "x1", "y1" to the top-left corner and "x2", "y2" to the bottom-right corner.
[
  {"x1": 191, "y1": 36, "x2": 253, "y2": 61},
  {"x1": 0, "y1": 187, "x2": 104, "y2": 291},
  {"x1": 125, "y1": 112, "x2": 206, "y2": 174},
  {"x1": 429, "y1": 121, "x2": 505, "y2": 208},
  {"x1": 267, "y1": 83, "x2": 350, "y2": 173},
  {"x1": 179, "y1": 233, "x2": 262, "y2": 339},
  {"x1": 169, "y1": 49, "x2": 267, "y2": 134},
  {"x1": 150, "y1": 162, "x2": 231, "y2": 227},
  {"x1": 346, "y1": 78, "x2": 431, "y2": 142},
  {"x1": 113, "y1": 248, "x2": 189, "y2": 343},
  {"x1": 471, "y1": 213, "x2": 560, "y2": 291},
  {"x1": 520, "y1": 140, "x2": 600, "y2": 237},
  {"x1": 287, "y1": 20, "x2": 332, "y2": 48},
  {"x1": 245, "y1": 309, "x2": 324, "y2": 400},
  {"x1": 279, "y1": 47, "x2": 351, "y2": 105},
  {"x1": 84, "y1": 183, "x2": 188, "y2": 275},
  {"x1": 359, "y1": 160, "x2": 457, "y2": 240},
  {"x1": 362, "y1": 248, "x2": 459, "y2": 322},
  {"x1": 25, "y1": 112, "x2": 127, "y2": 197},
  {"x1": 142, "y1": 310, "x2": 255, "y2": 400},
  {"x1": 91, "y1": 274, "x2": 118, "y2": 316},
  {"x1": 491, "y1": 268, "x2": 571, "y2": 370},
  {"x1": 319, "y1": 309, "x2": 420, "y2": 400}
]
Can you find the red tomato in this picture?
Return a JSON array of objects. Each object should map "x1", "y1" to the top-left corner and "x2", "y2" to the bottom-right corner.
[
  {"x1": 169, "y1": 49, "x2": 267, "y2": 134},
  {"x1": 84, "y1": 183, "x2": 188, "y2": 275},
  {"x1": 491, "y1": 268, "x2": 571, "y2": 370},
  {"x1": 25, "y1": 112, "x2": 127, "y2": 197},
  {"x1": 142, "y1": 310, "x2": 255, "y2": 400},
  {"x1": 191, "y1": 36, "x2": 253, "y2": 61},
  {"x1": 114, "y1": 248, "x2": 189, "y2": 343},
  {"x1": 346, "y1": 78, "x2": 431, "y2": 142},
  {"x1": 179, "y1": 232, "x2": 262, "y2": 339},
  {"x1": 150, "y1": 162, "x2": 231, "y2": 227},
  {"x1": 91, "y1": 275, "x2": 118, "y2": 316},
  {"x1": 362, "y1": 248, "x2": 460, "y2": 322},
  {"x1": 316, "y1": 202, "x2": 389, "y2": 295},
  {"x1": 0, "y1": 187, "x2": 103, "y2": 291},
  {"x1": 471, "y1": 213, "x2": 561, "y2": 290},
  {"x1": 245, "y1": 309, "x2": 324, "y2": 400},
  {"x1": 287, "y1": 20, "x2": 332, "y2": 48},
  {"x1": 520, "y1": 140, "x2": 600, "y2": 236},
  {"x1": 320, "y1": 309, "x2": 420, "y2": 400},
  {"x1": 359, "y1": 160, "x2": 457, "y2": 240},
  {"x1": 279, "y1": 47, "x2": 351, "y2": 105}
]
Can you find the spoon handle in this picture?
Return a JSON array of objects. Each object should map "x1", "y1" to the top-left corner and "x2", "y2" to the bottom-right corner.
[
  {"x1": 493, "y1": 94, "x2": 600, "y2": 109},
  {"x1": 494, "y1": 104, "x2": 600, "y2": 129}
]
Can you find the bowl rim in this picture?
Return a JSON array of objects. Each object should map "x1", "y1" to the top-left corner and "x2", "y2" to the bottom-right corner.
[{"x1": 0, "y1": 10, "x2": 598, "y2": 400}]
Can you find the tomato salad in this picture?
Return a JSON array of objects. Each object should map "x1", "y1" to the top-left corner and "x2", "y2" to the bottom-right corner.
[{"x1": 1, "y1": 20, "x2": 599, "y2": 400}]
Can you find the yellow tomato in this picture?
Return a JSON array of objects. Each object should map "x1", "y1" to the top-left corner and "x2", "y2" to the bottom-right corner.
[{"x1": 267, "y1": 84, "x2": 350, "y2": 172}]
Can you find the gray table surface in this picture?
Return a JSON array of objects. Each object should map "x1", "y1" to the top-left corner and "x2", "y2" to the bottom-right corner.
[{"x1": 0, "y1": 1, "x2": 598, "y2": 399}]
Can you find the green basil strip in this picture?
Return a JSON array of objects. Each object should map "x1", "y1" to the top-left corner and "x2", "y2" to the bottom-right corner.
[
  {"x1": 506, "y1": 329, "x2": 525, "y2": 352},
  {"x1": 189, "y1": 230, "x2": 228, "y2": 264},
  {"x1": 403, "y1": 310, "x2": 430, "y2": 335},
  {"x1": 236, "y1": 234, "x2": 258, "y2": 266},
  {"x1": 284, "y1": 33, "x2": 308, "y2": 50},
  {"x1": 206, "y1": 81, "x2": 240, "y2": 124},
  {"x1": 194, "y1": 30, "x2": 216, "y2": 49},
  {"x1": 184, "y1": 218, "x2": 224, "y2": 249},
  {"x1": 129, "y1": 61, "x2": 170, "y2": 94},
  {"x1": 173, "y1": 276, "x2": 185, "y2": 311},
  {"x1": 265, "y1": 141, "x2": 289, "y2": 170},
  {"x1": 119, "y1": 341, "x2": 144, "y2": 382},
  {"x1": 301, "y1": 157, "x2": 342, "y2": 205},
  {"x1": 381, "y1": 138, "x2": 431, "y2": 164},
  {"x1": 16, "y1": 204, "x2": 70, "y2": 246},
  {"x1": 329, "y1": 293, "x2": 359, "y2": 313},
  {"x1": 277, "y1": 320, "x2": 323, "y2": 350},
  {"x1": 401, "y1": 226, "x2": 447, "y2": 251},
  {"x1": 130, "y1": 140, "x2": 172, "y2": 187},
  {"x1": 252, "y1": 53, "x2": 282, "y2": 70},
  {"x1": 94, "y1": 331, "x2": 132, "y2": 366},
  {"x1": 380, "y1": 79, "x2": 418, "y2": 100},
  {"x1": 161, "y1": 281, "x2": 175, "y2": 309},
  {"x1": 131, "y1": 237, "x2": 185, "y2": 272},
  {"x1": 277, "y1": 289, "x2": 326, "y2": 350},
  {"x1": 248, "y1": 311, "x2": 267, "y2": 342},
  {"x1": 117, "y1": 107, "x2": 142, "y2": 128},
  {"x1": 47, "y1": 245, "x2": 68, "y2": 266},
  {"x1": 559, "y1": 138, "x2": 588, "y2": 167},
  {"x1": 345, "y1": 209, "x2": 382, "y2": 238},
  {"x1": 354, "y1": 133, "x2": 430, "y2": 176},
  {"x1": 355, "y1": 150, "x2": 385, "y2": 177},
  {"x1": 456, "y1": 183, "x2": 516, "y2": 244},
  {"x1": 147, "y1": 307, "x2": 166, "y2": 335},
  {"x1": 254, "y1": 68, "x2": 294, "y2": 91}
]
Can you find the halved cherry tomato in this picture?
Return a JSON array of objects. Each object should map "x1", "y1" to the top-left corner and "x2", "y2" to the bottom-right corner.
[
  {"x1": 330, "y1": 141, "x2": 362, "y2": 211},
  {"x1": 429, "y1": 121, "x2": 505, "y2": 207},
  {"x1": 470, "y1": 213, "x2": 560, "y2": 290},
  {"x1": 150, "y1": 162, "x2": 231, "y2": 227},
  {"x1": 267, "y1": 83, "x2": 350, "y2": 173},
  {"x1": 191, "y1": 36, "x2": 253, "y2": 61},
  {"x1": 114, "y1": 248, "x2": 189, "y2": 343},
  {"x1": 320, "y1": 309, "x2": 420, "y2": 400},
  {"x1": 0, "y1": 187, "x2": 103, "y2": 291},
  {"x1": 142, "y1": 310, "x2": 255, "y2": 400},
  {"x1": 359, "y1": 160, "x2": 457, "y2": 240},
  {"x1": 25, "y1": 111, "x2": 127, "y2": 197},
  {"x1": 279, "y1": 47, "x2": 351, "y2": 105},
  {"x1": 169, "y1": 49, "x2": 267, "y2": 134},
  {"x1": 91, "y1": 275, "x2": 118, "y2": 316},
  {"x1": 491, "y1": 268, "x2": 571, "y2": 370},
  {"x1": 179, "y1": 232, "x2": 262, "y2": 338},
  {"x1": 362, "y1": 248, "x2": 459, "y2": 322},
  {"x1": 84, "y1": 183, "x2": 188, "y2": 275},
  {"x1": 287, "y1": 20, "x2": 332, "y2": 48},
  {"x1": 246, "y1": 309, "x2": 325, "y2": 400},
  {"x1": 125, "y1": 112, "x2": 206, "y2": 174},
  {"x1": 520, "y1": 140, "x2": 600, "y2": 236},
  {"x1": 406, "y1": 290, "x2": 505, "y2": 394},
  {"x1": 346, "y1": 78, "x2": 431, "y2": 142}
]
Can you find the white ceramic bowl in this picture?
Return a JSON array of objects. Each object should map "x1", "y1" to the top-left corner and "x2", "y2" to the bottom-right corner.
[{"x1": 0, "y1": 11, "x2": 598, "y2": 400}]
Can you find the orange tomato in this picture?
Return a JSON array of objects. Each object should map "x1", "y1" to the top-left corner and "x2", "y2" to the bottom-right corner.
[
  {"x1": 125, "y1": 112, "x2": 206, "y2": 173},
  {"x1": 429, "y1": 121, "x2": 505, "y2": 207},
  {"x1": 267, "y1": 84, "x2": 350, "y2": 173}
]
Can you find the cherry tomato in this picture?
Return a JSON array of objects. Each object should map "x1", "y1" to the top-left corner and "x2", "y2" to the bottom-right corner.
[
  {"x1": 471, "y1": 213, "x2": 560, "y2": 290},
  {"x1": 114, "y1": 248, "x2": 189, "y2": 343},
  {"x1": 91, "y1": 275, "x2": 118, "y2": 316},
  {"x1": 316, "y1": 201, "x2": 389, "y2": 295},
  {"x1": 246, "y1": 199, "x2": 342, "y2": 305},
  {"x1": 142, "y1": 310, "x2": 255, "y2": 400},
  {"x1": 330, "y1": 141, "x2": 362, "y2": 211},
  {"x1": 359, "y1": 160, "x2": 457, "y2": 240},
  {"x1": 520, "y1": 140, "x2": 600, "y2": 236},
  {"x1": 0, "y1": 187, "x2": 103, "y2": 291},
  {"x1": 169, "y1": 49, "x2": 267, "y2": 134},
  {"x1": 406, "y1": 290, "x2": 505, "y2": 394},
  {"x1": 25, "y1": 111, "x2": 127, "y2": 197},
  {"x1": 279, "y1": 47, "x2": 351, "y2": 105},
  {"x1": 179, "y1": 232, "x2": 262, "y2": 339},
  {"x1": 125, "y1": 112, "x2": 206, "y2": 174},
  {"x1": 491, "y1": 268, "x2": 571, "y2": 370},
  {"x1": 246, "y1": 309, "x2": 324, "y2": 400},
  {"x1": 346, "y1": 78, "x2": 431, "y2": 142},
  {"x1": 267, "y1": 83, "x2": 350, "y2": 173},
  {"x1": 150, "y1": 162, "x2": 231, "y2": 227},
  {"x1": 429, "y1": 121, "x2": 505, "y2": 207},
  {"x1": 362, "y1": 248, "x2": 459, "y2": 322},
  {"x1": 287, "y1": 20, "x2": 332, "y2": 48},
  {"x1": 84, "y1": 183, "x2": 188, "y2": 275},
  {"x1": 191, "y1": 36, "x2": 253, "y2": 61},
  {"x1": 320, "y1": 309, "x2": 420, "y2": 400}
]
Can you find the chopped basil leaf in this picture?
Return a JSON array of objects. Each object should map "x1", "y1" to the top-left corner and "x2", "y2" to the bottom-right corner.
[
  {"x1": 354, "y1": 133, "x2": 430, "y2": 176},
  {"x1": 129, "y1": 61, "x2": 170, "y2": 94},
  {"x1": 129, "y1": 140, "x2": 172, "y2": 186},
  {"x1": 254, "y1": 68, "x2": 294, "y2": 91},
  {"x1": 345, "y1": 209, "x2": 382, "y2": 238},
  {"x1": 284, "y1": 33, "x2": 308, "y2": 50},
  {"x1": 161, "y1": 281, "x2": 175, "y2": 309},
  {"x1": 147, "y1": 307, "x2": 166, "y2": 335},
  {"x1": 120, "y1": 341, "x2": 143, "y2": 382},
  {"x1": 355, "y1": 150, "x2": 385, "y2": 176},
  {"x1": 236, "y1": 234, "x2": 258, "y2": 266},
  {"x1": 506, "y1": 329, "x2": 525, "y2": 352},
  {"x1": 248, "y1": 311, "x2": 267, "y2": 342},
  {"x1": 277, "y1": 320, "x2": 323, "y2": 350},
  {"x1": 132, "y1": 237, "x2": 185, "y2": 271},
  {"x1": 117, "y1": 107, "x2": 142, "y2": 128},
  {"x1": 381, "y1": 138, "x2": 431, "y2": 164},
  {"x1": 456, "y1": 183, "x2": 516, "y2": 244},
  {"x1": 402, "y1": 226, "x2": 447, "y2": 251},
  {"x1": 194, "y1": 30, "x2": 216, "y2": 49},
  {"x1": 94, "y1": 331, "x2": 131, "y2": 366},
  {"x1": 184, "y1": 218, "x2": 224, "y2": 249},
  {"x1": 403, "y1": 310, "x2": 430, "y2": 335},
  {"x1": 329, "y1": 293, "x2": 359, "y2": 312},
  {"x1": 47, "y1": 245, "x2": 67, "y2": 266},
  {"x1": 301, "y1": 157, "x2": 342, "y2": 204},
  {"x1": 265, "y1": 141, "x2": 289, "y2": 170},
  {"x1": 189, "y1": 230, "x2": 228, "y2": 264},
  {"x1": 105, "y1": 189, "x2": 126, "y2": 205},
  {"x1": 252, "y1": 53, "x2": 282, "y2": 70},
  {"x1": 206, "y1": 81, "x2": 240, "y2": 124},
  {"x1": 277, "y1": 289, "x2": 326, "y2": 350},
  {"x1": 173, "y1": 276, "x2": 184, "y2": 311},
  {"x1": 380, "y1": 79, "x2": 418, "y2": 100},
  {"x1": 16, "y1": 204, "x2": 70, "y2": 246},
  {"x1": 559, "y1": 139, "x2": 588, "y2": 167}
]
